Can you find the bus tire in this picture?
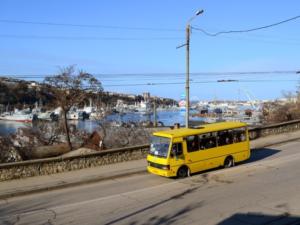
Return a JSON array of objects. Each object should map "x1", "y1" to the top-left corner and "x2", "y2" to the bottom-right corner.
[
  {"x1": 177, "y1": 166, "x2": 189, "y2": 178},
  {"x1": 224, "y1": 156, "x2": 234, "y2": 168}
]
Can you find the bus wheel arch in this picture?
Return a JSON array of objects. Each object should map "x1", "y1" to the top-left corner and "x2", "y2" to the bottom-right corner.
[
  {"x1": 177, "y1": 165, "x2": 190, "y2": 178},
  {"x1": 224, "y1": 156, "x2": 235, "y2": 168}
]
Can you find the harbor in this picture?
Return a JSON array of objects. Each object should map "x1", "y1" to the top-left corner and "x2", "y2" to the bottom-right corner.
[{"x1": 0, "y1": 99, "x2": 264, "y2": 136}]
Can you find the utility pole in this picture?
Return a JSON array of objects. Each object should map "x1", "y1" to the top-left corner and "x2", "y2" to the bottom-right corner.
[
  {"x1": 185, "y1": 24, "x2": 190, "y2": 128},
  {"x1": 185, "y1": 9, "x2": 204, "y2": 128},
  {"x1": 153, "y1": 97, "x2": 157, "y2": 127}
]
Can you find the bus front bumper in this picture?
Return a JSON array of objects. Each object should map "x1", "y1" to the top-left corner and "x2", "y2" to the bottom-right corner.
[{"x1": 147, "y1": 166, "x2": 176, "y2": 177}]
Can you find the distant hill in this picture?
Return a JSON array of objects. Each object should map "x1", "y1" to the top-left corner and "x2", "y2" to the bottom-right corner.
[{"x1": 0, "y1": 77, "x2": 177, "y2": 111}]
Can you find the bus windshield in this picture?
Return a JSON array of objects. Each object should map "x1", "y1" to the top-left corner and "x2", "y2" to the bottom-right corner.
[{"x1": 149, "y1": 136, "x2": 170, "y2": 158}]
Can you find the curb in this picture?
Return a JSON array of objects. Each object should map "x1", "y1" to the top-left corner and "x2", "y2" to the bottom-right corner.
[{"x1": 0, "y1": 169, "x2": 147, "y2": 200}]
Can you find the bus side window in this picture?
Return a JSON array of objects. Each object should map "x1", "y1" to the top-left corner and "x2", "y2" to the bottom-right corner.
[
  {"x1": 217, "y1": 130, "x2": 232, "y2": 146},
  {"x1": 199, "y1": 134, "x2": 206, "y2": 150},
  {"x1": 233, "y1": 128, "x2": 246, "y2": 142},
  {"x1": 217, "y1": 131, "x2": 225, "y2": 146},
  {"x1": 205, "y1": 133, "x2": 217, "y2": 149},
  {"x1": 227, "y1": 130, "x2": 233, "y2": 144},
  {"x1": 232, "y1": 132, "x2": 238, "y2": 143},
  {"x1": 198, "y1": 133, "x2": 217, "y2": 150},
  {"x1": 187, "y1": 135, "x2": 199, "y2": 152}
]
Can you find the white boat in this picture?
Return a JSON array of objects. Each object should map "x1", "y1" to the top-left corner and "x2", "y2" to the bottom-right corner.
[
  {"x1": 32, "y1": 107, "x2": 55, "y2": 121},
  {"x1": 37, "y1": 111, "x2": 54, "y2": 121},
  {"x1": 67, "y1": 111, "x2": 83, "y2": 120},
  {"x1": 67, "y1": 106, "x2": 90, "y2": 120},
  {"x1": 0, "y1": 109, "x2": 33, "y2": 122},
  {"x1": 136, "y1": 101, "x2": 153, "y2": 114}
]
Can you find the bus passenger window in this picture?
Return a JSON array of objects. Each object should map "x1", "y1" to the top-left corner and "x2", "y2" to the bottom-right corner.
[
  {"x1": 205, "y1": 137, "x2": 216, "y2": 149},
  {"x1": 240, "y1": 132, "x2": 246, "y2": 141},
  {"x1": 199, "y1": 135, "x2": 206, "y2": 150},
  {"x1": 187, "y1": 135, "x2": 199, "y2": 152},
  {"x1": 232, "y1": 128, "x2": 246, "y2": 142},
  {"x1": 198, "y1": 133, "x2": 217, "y2": 150},
  {"x1": 227, "y1": 130, "x2": 233, "y2": 144},
  {"x1": 217, "y1": 131, "x2": 225, "y2": 146},
  {"x1": 233, "y1": 134, "x2": 238, "y2": 143},
  {"x1": 217, "y1": 130, "x2": 232, "y2": 146}
]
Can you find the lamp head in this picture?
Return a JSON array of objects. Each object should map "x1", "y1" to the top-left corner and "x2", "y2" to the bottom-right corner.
[{"x1": 195, "y1": 9, "x2": 204, "y2": 16}]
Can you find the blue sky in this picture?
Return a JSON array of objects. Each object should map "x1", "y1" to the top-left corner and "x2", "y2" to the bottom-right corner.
[{"x1": 0, "y1": 0, "x2": 300, "y2": 101}]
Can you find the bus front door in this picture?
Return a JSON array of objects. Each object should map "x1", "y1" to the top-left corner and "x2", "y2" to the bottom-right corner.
[{"x1": 169, "y1": 142, "x2": 186, "y2": 176}]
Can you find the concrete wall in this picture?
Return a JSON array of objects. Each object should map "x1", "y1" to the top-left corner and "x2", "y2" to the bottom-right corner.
[{"x1": 1, "y1": 119, "x2": 300, "y2": 181}]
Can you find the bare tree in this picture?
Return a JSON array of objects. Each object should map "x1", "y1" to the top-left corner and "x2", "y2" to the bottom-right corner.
[{"x1": 44, "y1": 66, "x2": 103, "y2": 150}]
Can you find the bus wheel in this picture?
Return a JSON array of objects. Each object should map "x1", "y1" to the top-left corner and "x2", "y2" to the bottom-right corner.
[
  {"x1": 224, "y1": 157, "x2": 234, "y2": 168},
  {"x1": 177, "y1": 166, "x2": 189, "y2": 178}
]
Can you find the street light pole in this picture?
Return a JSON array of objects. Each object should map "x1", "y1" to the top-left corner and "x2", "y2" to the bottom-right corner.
[
  {"x1": 185, "y1": 9, "x2": 203, "y2": 128},
  {"x1": 185, "y1": 24, "x2": 191, "y2": 128}
]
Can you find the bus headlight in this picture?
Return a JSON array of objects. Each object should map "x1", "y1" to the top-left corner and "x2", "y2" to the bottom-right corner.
[{"x1": 161, "y1": 165, "x2": 170, "y2": 170}]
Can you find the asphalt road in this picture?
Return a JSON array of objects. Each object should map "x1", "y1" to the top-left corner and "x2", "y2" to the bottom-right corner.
[{"x1": 1, "y1": 140, "x2": 300, "y2": 225}]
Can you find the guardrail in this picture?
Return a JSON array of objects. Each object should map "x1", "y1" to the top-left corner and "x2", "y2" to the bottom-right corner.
[{"x1": 1, "y1": 119, "x2": 300, "y2": 181}]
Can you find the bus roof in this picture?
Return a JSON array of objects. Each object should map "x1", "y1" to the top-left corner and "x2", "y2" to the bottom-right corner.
[{"x1": 153, "y1": 121, "x2": 247, "y2": 138}]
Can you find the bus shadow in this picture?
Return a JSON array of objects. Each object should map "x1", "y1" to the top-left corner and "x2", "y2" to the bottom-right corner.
[
  {"x1": 217, "y1": 212, "x2": 300, "y2": 225},
  {"x1": 246, "y1": 147, "x2": 281, "y2": 163}
]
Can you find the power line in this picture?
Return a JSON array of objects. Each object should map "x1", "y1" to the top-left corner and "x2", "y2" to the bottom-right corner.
[
  {"x1": 0, "y1": 34, "x2": 183, "y2": 41},
  {"x1": 1, "y1": 74, "x2": 298, "y2": 86},
  {"x1": 1, "y1": 70, "x2": 297, "y2": 78},
  {"x1": 0, "y1": 19, "x2": 183, "y2": 32},
  {"x1": 103, "y1": 79, "x2": 300, "y2": 87},
  {"x1": 197, "y1": 33, "x2": 300, "y2": 46},
  {"x1": 192, "y1": 15, "x2": 300, "y2": 36}
]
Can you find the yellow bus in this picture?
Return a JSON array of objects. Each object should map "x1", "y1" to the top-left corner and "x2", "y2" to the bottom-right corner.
[{"x1": 147, "y1": 121, "x2": 250, "y2": 178}]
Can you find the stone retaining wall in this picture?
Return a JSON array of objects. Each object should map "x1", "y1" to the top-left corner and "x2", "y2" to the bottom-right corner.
[
  {"x1": 1, "y1": 119, "x2": 300, "y2": 181},
  {"x1": 0, "y1": 145, "x2": 149, "y2": 181},
  {"x1": 248, "y1": 119, "x2": 300, "y2": 140}
]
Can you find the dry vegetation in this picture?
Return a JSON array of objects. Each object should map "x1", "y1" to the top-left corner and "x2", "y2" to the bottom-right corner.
[
  {"x1": 0, "y1": 120, "x2": 159, "y2": 163},
  {"x1": 263, "y1": 92, "x2": 300, "y2": 123},
  {"x1": 44, "y1": 66, "x2": 103, "y2": 150}
]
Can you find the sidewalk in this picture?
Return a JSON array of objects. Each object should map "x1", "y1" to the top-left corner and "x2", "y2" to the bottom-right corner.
[{"x1": 1, "y1": 130, "x2": 300, "y2": 199}]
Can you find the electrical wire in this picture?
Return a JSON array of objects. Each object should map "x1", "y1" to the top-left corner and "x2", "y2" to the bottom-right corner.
[
  {"x1": 0, "y1": 19, "x2": 184, "y2": 32},
  {"x1": 1, "y1": 70, "x2": 298, "y2": 78},
  {"x1": 94, "y1": 70, "x2": 298, "y2": 76},
  {"x1": 1, "y1": 74, "x2": 298, "y2": 87},
  {"x1": 103, "y1": 79, "x2": 300, "y2": 87},
  {"x1": 192, "y1": 15, "x2": 300, "y2": 36},
  {"x1": 0, "y1": 34, "x2": 183, "y2": 41}
]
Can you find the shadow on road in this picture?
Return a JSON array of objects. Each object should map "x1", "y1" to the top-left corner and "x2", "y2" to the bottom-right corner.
[
  {"x1": 103, "y1": 187, "x2": 203, "y2": 225},
  {"x1": 247, "y1": 148, "x2": 280, "y2": 164},
  {"x1": 217, "y1": 212, "x2": 300, "y2": 225},
  {"x1": 128, "y1": 202, "x2": 204, "y2": 225}
]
